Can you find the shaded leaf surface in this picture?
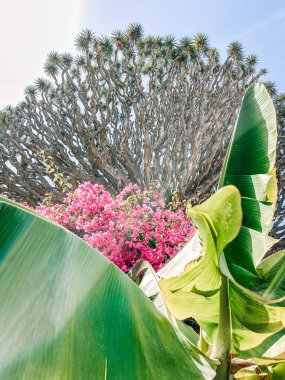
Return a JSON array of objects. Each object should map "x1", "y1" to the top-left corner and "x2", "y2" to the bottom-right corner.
[{"x1": 0, "y1": 199, "x2": 215, "y2": 380}]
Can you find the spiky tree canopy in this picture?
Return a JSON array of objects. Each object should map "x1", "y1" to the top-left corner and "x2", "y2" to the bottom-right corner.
[{"x1": 0, "y1": 24, "x2": 278, "y2": 215}]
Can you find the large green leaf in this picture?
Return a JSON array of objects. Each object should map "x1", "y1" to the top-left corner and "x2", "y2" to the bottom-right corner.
[
  {"x1": 160, "y1": 185, "x2": 242, "y2": 342},
  {"x1": 161, "y1": 83, "x2": 285, "y2": 354},
  {"x1": 219, "y1": 83, "x2": 283, "y2": 303},
  {"x1": 138, "y1": 232, "x2": 202, "y2": 317},
  {"x1": 219, "y1": 83, "x2": 277, "y2": 184},
  {"x1": 0, "y1": 198, "x2": 216, "y2": 379},
  {"x1": 161, "y1": 187, "x2": 285, "y2": 353},
  {"x1": 129, "y1": 259, "x2": 200, "y2": 346},
  {"x1": 241, "y1": 329, "x2": 285, "y2": 360},
  {"x1": 229, "y1": 283, "x2": 284, "y2": 352},
  {"x1": 217, "y1": 83, "x2": 285, "y2": 352}
]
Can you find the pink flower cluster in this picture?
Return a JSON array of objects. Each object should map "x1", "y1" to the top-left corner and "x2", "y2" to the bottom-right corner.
[{"x1": 36, "y1": 183, "x2": 195, "y2": 272}]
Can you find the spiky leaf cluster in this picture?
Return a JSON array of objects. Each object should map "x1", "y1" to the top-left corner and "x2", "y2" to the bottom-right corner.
[{"x1": 0, "y1": 24, "x2": 275, "y2": 226}]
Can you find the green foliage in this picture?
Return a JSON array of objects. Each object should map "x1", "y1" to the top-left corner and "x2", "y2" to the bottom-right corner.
[
  {"x1": 159, "y1": 84, "x2": 285, "y2": 377},
  {"x1": 37, "y1": 150, "x2": 74, "y2": 205},
  {"x1": 0, "y1": 83, "x2": 284, "y2": 379},
  {"x1": 0, "y1": 196, "x2": 216, "y2": 379}
]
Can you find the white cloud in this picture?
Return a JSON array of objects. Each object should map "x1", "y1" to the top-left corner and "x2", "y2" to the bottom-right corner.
[{"x1": 0, "y1": 0, "x2": 83, "y2": 108}]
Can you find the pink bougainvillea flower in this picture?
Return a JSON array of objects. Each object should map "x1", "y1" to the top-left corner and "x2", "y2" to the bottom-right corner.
[{"x1": 35, "y1": 183, "x2": 195, "y2": 272}]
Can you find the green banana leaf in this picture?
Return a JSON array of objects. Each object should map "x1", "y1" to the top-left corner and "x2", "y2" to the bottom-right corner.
[
  {"x1": 262, "y1": 334, "x2": 285, "y2": 359},
  {"x1": 160, "y1": 83, "x2": 285, "y2": 354},
  {"x1": 128, "y1": 259, "x2": 200, "y2": 346},
  {"x1": 218, "y1": 83, "x2": 285, "y2": 353},
  {"x1": 160, "y1": 185, "x2": 243, "y2": 342},
  {"x1": 241, "y1": 329, "x2": 285, "y2": 360},
  {"x1": 138, "y1": 232, "x2": 202, "y2": 317},
  {"x1": 0, "y1": 198, "x2": 216, "y2": 379},
  {"x1": 219, "y1": 83, "x2": 284, "y2": 305},
  {"x1": 234, "y1": 359, "x2": 285, "y2": 380}
]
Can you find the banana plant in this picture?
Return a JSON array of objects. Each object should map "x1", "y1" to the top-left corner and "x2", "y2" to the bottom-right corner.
[
  {"x1": 0, "y1": 196, "x2": 217, "y2": 379},
  {"x1": 234, "y1": 358, "x2": 285, "y2": 379},
  {"x1": 159, "y1": 83, "x2": 285, "y2": 378},
  {"x1": 0, "y1": 83, "x2": 284, "y2": 379}
]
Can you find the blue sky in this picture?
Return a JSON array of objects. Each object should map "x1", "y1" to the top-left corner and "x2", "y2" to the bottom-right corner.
[
  {"x1": 1, "y1": 0, "x2": 284, "y2": 107},
  {"x1": 83, "y1": 0, "x2": 285, "y2": 91}
]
